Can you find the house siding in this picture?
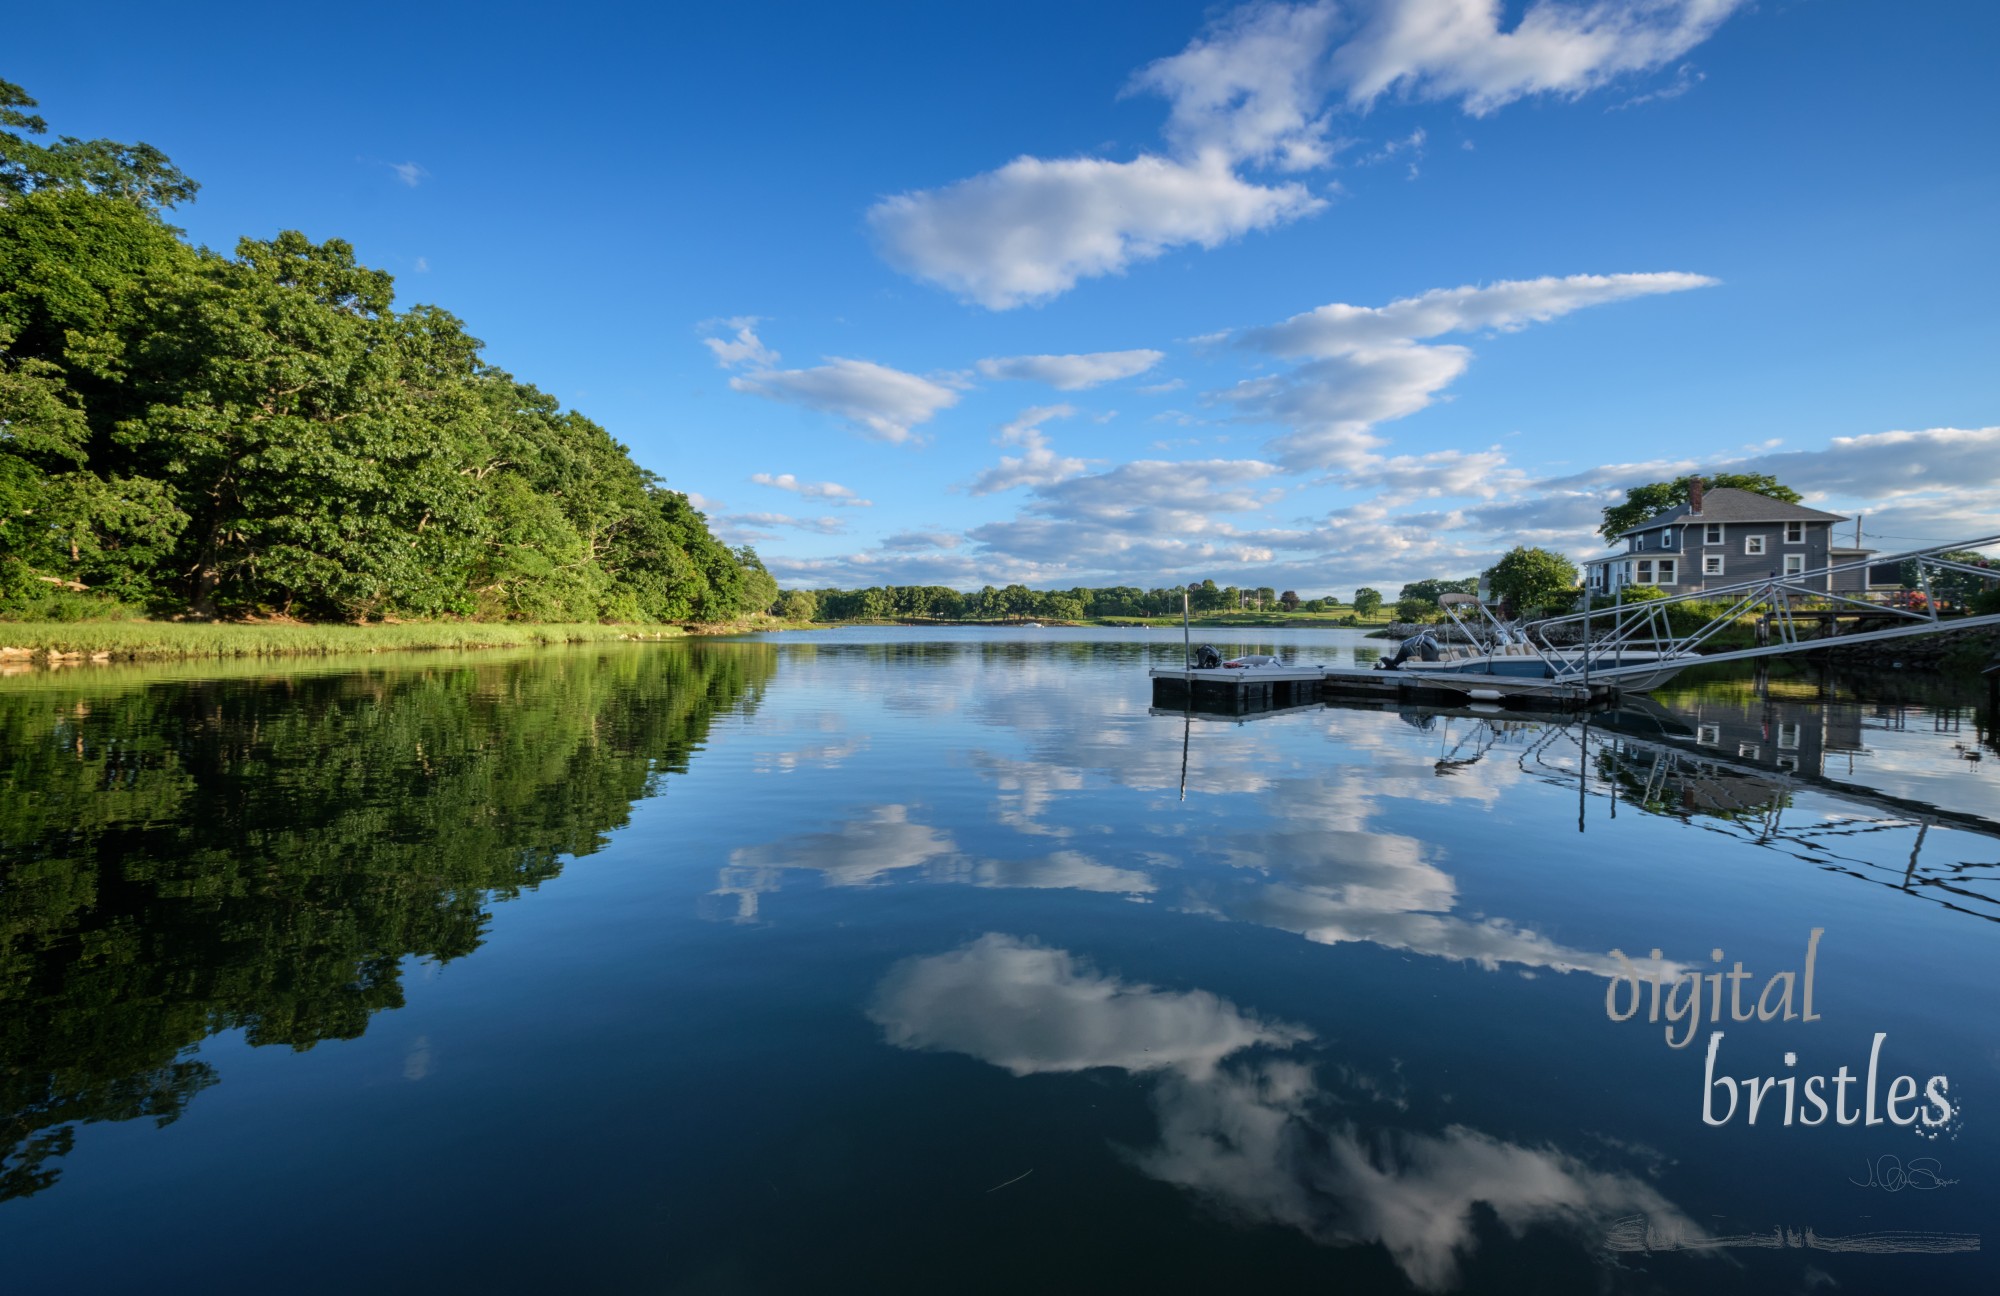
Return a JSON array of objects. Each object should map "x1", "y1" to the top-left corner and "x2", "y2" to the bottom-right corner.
[{"x1": 1587, "y1": 520, "x2": 1846, "y2": 596}]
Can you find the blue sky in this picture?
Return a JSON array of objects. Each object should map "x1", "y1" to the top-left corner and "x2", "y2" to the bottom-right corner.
[{"x1": 14, "y1": 0, "x2": 1998, "y2": 594}]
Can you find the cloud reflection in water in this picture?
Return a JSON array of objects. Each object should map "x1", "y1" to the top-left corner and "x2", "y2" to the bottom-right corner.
[{"x1": 869, "y1": 933, "x2": 1705, "y2": 1292}]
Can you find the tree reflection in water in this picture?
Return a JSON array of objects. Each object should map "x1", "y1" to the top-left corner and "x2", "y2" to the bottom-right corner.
[{"x1": 0, "y1": 644, "x2": 774, "y2": 1200}]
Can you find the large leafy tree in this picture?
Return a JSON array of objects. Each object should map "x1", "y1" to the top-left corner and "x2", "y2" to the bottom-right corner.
[
  {"x1": 1, "y1": 81, "x2": 757, "y2": 624},
  {"x1": 1599, "y1": 473, "x2": 1802, "y2": 541},
  {"x1": 1352, "y1": 587, "x2": 1383, "y2": 617},
  {"x1": 1485, "y1": 546, "x2": 1580, "y2": 614}
]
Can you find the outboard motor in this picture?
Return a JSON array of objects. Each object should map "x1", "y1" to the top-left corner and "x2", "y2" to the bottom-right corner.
[
  {"x1": 1375, "y1": 631, "x2": 1440, "y2": 671},
  {"x1": 1190, "y1": 644, "x2": 1223, "y2": 669}
]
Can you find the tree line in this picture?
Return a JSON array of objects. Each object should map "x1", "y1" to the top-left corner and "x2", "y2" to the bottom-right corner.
[
  {"x1": 779, "y1": 580, "x2": 1357, "y2": 623},
  {"x1": 1, "y1": 80, "x2": 773, "y2": 623}
]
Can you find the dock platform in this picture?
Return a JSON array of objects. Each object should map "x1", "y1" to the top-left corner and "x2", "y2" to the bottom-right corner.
[{"x1": 1149, "y1": 665, "x2": 1605, "y2": 710}]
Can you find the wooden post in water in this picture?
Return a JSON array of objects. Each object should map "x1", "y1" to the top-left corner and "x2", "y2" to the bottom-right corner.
[{"x1": 1182, "y1": 585, "x2": 1192, "y2": 686}]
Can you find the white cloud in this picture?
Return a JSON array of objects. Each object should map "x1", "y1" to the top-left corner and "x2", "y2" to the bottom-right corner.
[
  {"x1": 1139, "y1": 378, "x2": 1186, "y2": 394},
  {"x1": 1239, "y1": 272, "x2": 1718, "y2": 357},
  {"x1": 869, "y1": 153, "x2": 1323, "y2": 310},
  {"x1": 867, "y1": 3, "x2": 1741, "y2": 307},
  {"x1": 701, "y1": 317, "x2": 780, "y2": 369},
  {"x1": 1329, "y1": 0, "x2": 1747, "y2": 116},
  {"x1": 731, "y1": 358, "x2": 961, "y2": 444},
  {"x1": 976, "y1": 349, "x2": 1165, "y2": 390},
  {"x1": 967, "y1": 405, "x2": 1094, "y2": 496},
  {"x1": 1126, "y1": 0, "x2": 1346, "y2": 170},
  {"x1": 750, "y1": 472, "x2": 873, "y2": 507},
  {"x1": 389, "y1": 161, "x2": 427, "y2": 187},
  {"x1": 413, "y1": 256, "x2": 430, "y2": 273},
  {"x1": 720, "y1": 512, "x2": 846, "y2": 536},
  {"x1": 1216, "y1": 273, "x2": 1716, "y2": 475}
]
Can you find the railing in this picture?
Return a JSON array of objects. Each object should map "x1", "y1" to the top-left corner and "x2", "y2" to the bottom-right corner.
[{"x1": 1531, "y1": 535, "x2": 2000, "y2": 680}]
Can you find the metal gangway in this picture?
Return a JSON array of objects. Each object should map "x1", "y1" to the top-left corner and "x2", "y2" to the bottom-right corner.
[{"x1": 1529, "y1": 534, "x2": 2000, "y2": 685}]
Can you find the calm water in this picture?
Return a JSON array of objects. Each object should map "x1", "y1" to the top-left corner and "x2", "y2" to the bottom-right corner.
[{"x1": 2, "y1": 627, "x2": 1996, "y2": 1293}]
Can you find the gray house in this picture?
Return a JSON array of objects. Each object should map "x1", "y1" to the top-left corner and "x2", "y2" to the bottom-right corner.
[{"x1": 1581, "y1": 481, "x2": 1881, "y2": 598}]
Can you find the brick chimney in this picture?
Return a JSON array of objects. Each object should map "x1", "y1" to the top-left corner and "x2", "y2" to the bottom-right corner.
[{"x1": 1688, "y1": 476, "x2": 1705, "y2": 515}]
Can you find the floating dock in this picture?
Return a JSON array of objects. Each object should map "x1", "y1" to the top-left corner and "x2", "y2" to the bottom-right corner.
[{"x1": 1149, "y1": 664, "x2": 1609, "y2": 710}]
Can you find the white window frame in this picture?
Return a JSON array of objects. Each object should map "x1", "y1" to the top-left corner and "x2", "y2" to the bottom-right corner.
[
  {"x1": 1703, "y1": 555, "x2": 1725, "y2": 576},
  {"x1": 1784, "y1": 553, "x2": 1806, "y2": 577},
  {"x1": 1778, "y1": 723, "x2": 1801, "y2": 750},
  {"x1": 1738, "y1": 742, "x2": 1761, "y2": 759},
  {"x1": 1636, "y1": 559, "x2": 1654, "y2": 583},
  {"x1": 1697, "y1": 724, "x2": 1720, "y2": 746},
  {"x1": 1777, "y1": 755, "x2": 1799, "y2": 772},
  {"x1": 1656, "y1": 559, "x2": 1678, "y2": 585},
  {"x1": 1705, "y1": 523, "x2": 1723, "y2": 544},
  {"x1": 1745, "y1": 535, "x2": 1768, "y2": 556},
  {"x1": 1785, "y1": 521, "x2": 1805, "y2": 543}
]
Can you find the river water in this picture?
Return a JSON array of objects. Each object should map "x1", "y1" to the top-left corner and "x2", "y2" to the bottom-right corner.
[{"x1": 2, "y1": 627, "x2": 1996, "y2": 1293}]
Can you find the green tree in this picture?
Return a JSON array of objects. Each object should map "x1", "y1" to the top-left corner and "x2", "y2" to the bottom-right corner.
[
  {"x1": 1599, "y1": 474, "x2": 1802, "y2": 541},
  {"x1": 1352, "y1": 587, "x2": 1383, "y2": 618},
  {"x1": 1397, "y1": 577, "x2": 1477, "y2": 604},
  {"x1": 1395, "y1": 596, "x2": 1438, "y2": 623},
  {"x1": 773, "y1": 588, "x2": 816, "y2": 621},
  {"x1": 735, "y1": 546, "x2": 778, "y2": 615},
  {"x1": 1, "y1": 79, "x2": 198, "y2": 210},
  {"x1": 0, "y1": 82, "x2": 740, "y2": 627},
  {"x1": 1485, "y1": 546, "x2": 1580, "y2": 614},
  {"x1": 1279, "y1": 590, "x2": 1300, "y2": 611}
]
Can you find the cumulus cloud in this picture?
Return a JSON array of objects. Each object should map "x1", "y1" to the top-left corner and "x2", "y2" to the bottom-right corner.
[
  {"x1": 731, "y1": 358, "x2": 961, "y2": 443},
  {"x1": 1241, "y1": 272, "x2": 1716, "y2": 357},
  {"x1": 1214, "y1": 273, "x2": 1716, "y2": 475},
  {"x1": 976, "y1": 349, "x2": 1165, "y2": 390},
  {"x1": 1329, "y1": 0, "x2": 1747, "y2": 116},
  {"x1": 1126, "y1": 0, "x2": 1346, "y2": 170},
  {"x1": 967, "y1": 405, "x2": 1094, "y2": 496},
  {"x1": 869, "y1": 153, "x2": 1322, "y2": 310},
  {"x1": 869, "y1": 2, "x2": 1741, "y2": 307},
  {"x1": 750, "y1": 472, "x2": 873, "y2": 507}
]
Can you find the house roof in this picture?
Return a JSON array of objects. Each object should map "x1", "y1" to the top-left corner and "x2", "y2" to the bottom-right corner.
[{"x1": 1618, "y1": 487, "x2": 1848, "y2": 534}]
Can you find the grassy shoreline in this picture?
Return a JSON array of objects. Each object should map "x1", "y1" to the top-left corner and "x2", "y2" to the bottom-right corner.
[{"x1": 0, "y1": 619, "x2": 698, "y2": 663}]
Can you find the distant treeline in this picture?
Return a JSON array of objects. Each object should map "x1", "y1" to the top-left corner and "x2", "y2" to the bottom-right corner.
[
  {"x1": 778, "y1": 580, "x2": 1351, "y2": 623},
  {"x1": 1, "y1": 80, "x2": 772, "y2": 623},
  {"x1": 775, "y1": 577, "x2": 1500, "y2": 623}
]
